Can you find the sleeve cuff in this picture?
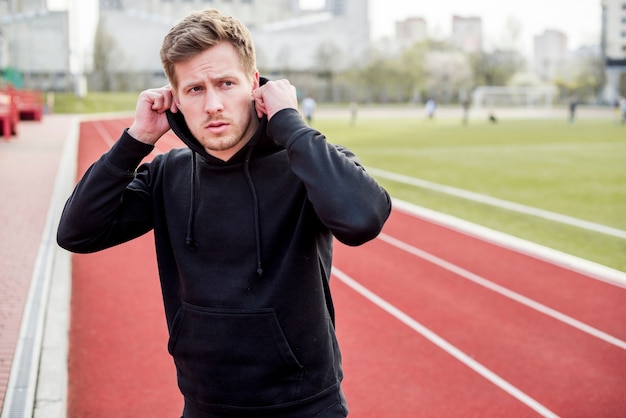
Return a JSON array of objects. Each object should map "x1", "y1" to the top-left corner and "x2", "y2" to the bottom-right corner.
[
  {"x1": 105, "y1": 129, "x2": 155, "y2": 172},
  {"x1": 266, "y1": 108, "x2": 309, "y2": 147}
]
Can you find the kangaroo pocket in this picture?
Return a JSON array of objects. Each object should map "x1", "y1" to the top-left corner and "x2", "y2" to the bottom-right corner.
[{"x1": 168, "y1": 302, "x2": 305, "y2": 407}]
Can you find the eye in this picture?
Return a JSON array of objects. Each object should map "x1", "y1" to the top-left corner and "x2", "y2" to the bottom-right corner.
[
  {"x1": 222, "y1": 81, "x2": 234, "y2": 88},
  {"x1": 189, "y1": 86, "x2": 203, "y2": 93}
]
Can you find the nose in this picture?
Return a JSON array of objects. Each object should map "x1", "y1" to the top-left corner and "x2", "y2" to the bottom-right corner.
[{"x1": 204, "y1": 90, "x2": 223, "y2": 114}]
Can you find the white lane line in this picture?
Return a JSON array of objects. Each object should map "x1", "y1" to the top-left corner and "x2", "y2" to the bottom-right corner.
[
  {"x1": 379, "y1": 232, "x2": 626, "y2": 351},
  {"x1": 332, "y1": 267, "x2": 560, "y2": 418},
  {"x1": 368, "y1": 168, "x2": 626, "y2": 240},
  {"x1": 92, "y1": 120, "x2": 170, "y2": 157},
  {"x1": 92, "y1": 120, "x2": 116, "y2": 148},
  {"x1": 391, "y1": 199, "x2": 626, "y2": 289}
]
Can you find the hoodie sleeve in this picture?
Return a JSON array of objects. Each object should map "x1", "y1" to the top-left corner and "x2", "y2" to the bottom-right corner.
[
  {"x1": 56, "y1": 130, "x2": 156, "y2": 253},
  {"x1": 267, "y1": 108, "x2": 391, "y2": 246}
]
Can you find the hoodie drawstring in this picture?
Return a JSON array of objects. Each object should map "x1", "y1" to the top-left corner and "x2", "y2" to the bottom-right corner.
[
  {"x1": 185, "y1": 152, "x2": 198, "y2": 251},
  {"x1": 244, "y1": 147, "x2": 264, "y2": 276},
  {"x1": 186, "y1": 148, "x2": 263, "y2": 276}
]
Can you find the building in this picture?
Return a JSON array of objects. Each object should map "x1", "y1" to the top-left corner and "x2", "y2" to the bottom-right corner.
[
  {"x1": 601, "y1": 0, "x2": 626, "y2": 103},
  {"x1": 0, "y1": 9, "x2": 71, "y2": 90},
  {"x1": 95, "y1": 0, "x2": 303, "y2": 90},
  {"x1": 533, "y1": 29, "x2": 568, "y2": 82},
  {"x1": 252, "y1": 0, "x2": 369, "y2": 71},
  {"x1": 395, "y1": 17, "x2": 427, "y2": 48},
  {"x1": 451, "y1": 15, "x2": 482, "y2": 54},
  {"x1": 0, "y1": 0, "x2": 47, "y2": 14},
  {"x1": 94, "y1": 0, "x2": 370, "y2": 94},
  {"x1": 1, "y1": 0, "x2": 370, "y2": 94},
  {"x1": 0, "y1": 0, "x2": 99, "y2": 92},
  {"x1": 103, "y1": 0, "x2": 299, "y2": 30}
]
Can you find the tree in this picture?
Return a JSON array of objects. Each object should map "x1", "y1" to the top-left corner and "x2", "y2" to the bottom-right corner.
[
  {"x1": 469, "y1": 49, "x2": 525, "y2": 88},
  {"x1": 91, "y1": 19, "x2": 127, "y2": 91},
  {"x1": 400, "y1": 42, "x2": 428, "y2": 102},
  {"x1": 495, "y1": 17, "x2": 523, "y2": 52},
  {"x1": 314, "y1": 41, "x2": 342, "y2": 101},
  {"x1": 423, "y1": 50, "x2": 472, "y2": 103},
  {"x1": 553, "y1": 50, "x2": 606, "y2": 103}
]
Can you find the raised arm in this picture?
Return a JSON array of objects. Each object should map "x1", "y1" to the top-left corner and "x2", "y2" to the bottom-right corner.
[
  {"x1": 57, "y1": 86, "x2": 178, "y2": 253},
  {"x1": 254, "y1": 79, "x2": 390, "y2": 245}
]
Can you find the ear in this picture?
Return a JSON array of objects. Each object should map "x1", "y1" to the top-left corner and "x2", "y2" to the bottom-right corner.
[
  {"x1": 251, "y1": 71, "x2": 260, "y2": 95},
  {"x1": 172, "y1": 89, "x2": 181, "y2": 110}
]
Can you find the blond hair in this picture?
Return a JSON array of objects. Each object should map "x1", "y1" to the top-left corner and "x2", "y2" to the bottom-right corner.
[{"x1": 160, "y1": 8, "x2": 257, "y2": 89}]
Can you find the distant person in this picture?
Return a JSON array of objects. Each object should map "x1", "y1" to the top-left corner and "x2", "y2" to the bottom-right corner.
[
  {"x1": 613, "y1": 97, "x2": 621, "y2": 124},
  {"x1": 569, "y1": 97, "x2": 578, "y2": 124},
  {"x1": 349, "y1": 100, "x2": 358, "y2": 126},
  {"x1": 301, "y1": 95, "x2": 317, "y2": 124},
  {"x1": 46, "y1": 91, "x2": 55, "y2": 114},
  {"x1": 619, "y1": 96, "x2": 626, "y2": 125},
  {"x1": 425, "y1": 98, "x2": 436, "y2": 119},
  {"x1": 461, "y1": 99, "x2": 470, "y2": 125},
  {"x1": 56, "y1": 8, "x2": 391, "y2": 418}
]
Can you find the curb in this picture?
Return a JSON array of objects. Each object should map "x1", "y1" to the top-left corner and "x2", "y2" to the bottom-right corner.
[{"x1": 1, "y1": 116, "x2": 79, "y2": 418}]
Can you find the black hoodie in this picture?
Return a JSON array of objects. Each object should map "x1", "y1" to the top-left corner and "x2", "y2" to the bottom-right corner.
[{"x1": 57, "y1": 100, "x2": 391, "y2": 416}]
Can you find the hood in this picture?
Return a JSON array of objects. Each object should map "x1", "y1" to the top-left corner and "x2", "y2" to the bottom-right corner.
[{"x1": 164, "y1": 77, "x2": 276, "y2": 276}]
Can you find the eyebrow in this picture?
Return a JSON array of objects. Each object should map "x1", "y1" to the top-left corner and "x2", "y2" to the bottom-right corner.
[
  {"x1": 179, "y1": 78, "x2": 203, "y2": 90},
  {"x1": 179, "y1": 73, "x2": 239, "y2": 90}
]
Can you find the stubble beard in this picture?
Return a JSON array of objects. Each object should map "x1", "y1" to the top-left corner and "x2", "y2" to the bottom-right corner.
[
  {"x1": 193, "y1": 115, "x2": 243, "y2": 154},
  {"x1": 195, "y1": 104, "x2": 259, "y2": 157},
  {"x1": 204, "y1": 131, "x2": 242, "y2": 152}
]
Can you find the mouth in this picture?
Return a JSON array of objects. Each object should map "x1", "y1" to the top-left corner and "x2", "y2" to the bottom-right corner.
[{"x1": 206, "y1": 121, "x2": 229, "y2": 135}]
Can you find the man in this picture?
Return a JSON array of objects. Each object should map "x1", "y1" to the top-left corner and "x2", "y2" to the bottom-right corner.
[
  {"x1": 301, "y1": 95, "x2": 316, "y2": 124},
  {"x1": 425, "y1": 98, "x2": 436, "y2": 119},
  {"x1": 57, "y1": 8, "x2": 391, "y2": 418}
]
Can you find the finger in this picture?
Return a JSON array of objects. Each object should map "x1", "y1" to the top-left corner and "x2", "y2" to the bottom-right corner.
[
  {"x1": 151, "y1": 99, "x2": 166, "y2": 112},
  {"x1": 254, "y1": 97, "x2": 266, "y2": 118},
  {"x1": 160, "y1": 87, "x2": 175, "y2": 111},
  {"x1": 151, "y1": 91, "x2": 172, "y2": 113}
]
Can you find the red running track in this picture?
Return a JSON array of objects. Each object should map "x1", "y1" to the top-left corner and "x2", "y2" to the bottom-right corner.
[{"x1": 68, "y1": 119, "x2": 626, "y2": 417}]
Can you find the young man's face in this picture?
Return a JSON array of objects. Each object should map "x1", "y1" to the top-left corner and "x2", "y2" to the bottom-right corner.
[{"x1": 173, "y1": 41, "x2": 259, "y2": 161}]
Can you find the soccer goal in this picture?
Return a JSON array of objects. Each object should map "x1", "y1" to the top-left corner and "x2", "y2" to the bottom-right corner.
[{"x1": 471, "y1": 86, "x2": 557, "y2": 110}]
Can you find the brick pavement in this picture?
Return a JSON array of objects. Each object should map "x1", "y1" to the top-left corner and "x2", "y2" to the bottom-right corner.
[{"x1": 0, "y1": 114, "x2": 75, "y2": 417}]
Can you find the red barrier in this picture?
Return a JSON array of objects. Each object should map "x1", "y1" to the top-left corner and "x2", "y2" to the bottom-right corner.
[
  {"x1": 15, "y1": 89, "x2": 44, "y2": 121},
  {"x1": 0, "y1": 86, "x2": 45, "y2": 139},
  {"x1": 0, "y1": 91, "x2": 19, "y2": 139}
]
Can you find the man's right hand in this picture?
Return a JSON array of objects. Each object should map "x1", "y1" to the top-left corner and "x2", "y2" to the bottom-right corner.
[{"x1": 128, "y1": 86, "x2": 179, "y2": 145}]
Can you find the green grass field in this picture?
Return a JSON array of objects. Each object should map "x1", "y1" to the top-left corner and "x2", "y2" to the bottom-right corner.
[
  {"x1": 312, "y1": 115, "x2": 626, "y2": 273},
  {"x1": 51, "y1": 92, "x2": 139, "y2": 114}
]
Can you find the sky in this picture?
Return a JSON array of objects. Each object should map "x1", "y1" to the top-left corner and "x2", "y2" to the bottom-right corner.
[{"x1": 307, "y1": 0, "x2": 602, "y2": 55}]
